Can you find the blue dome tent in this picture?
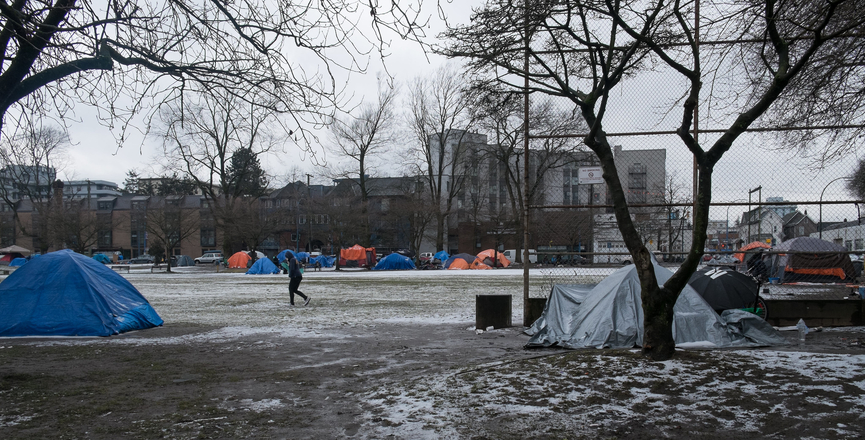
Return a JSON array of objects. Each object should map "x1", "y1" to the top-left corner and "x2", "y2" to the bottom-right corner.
[
  {"x1": 276, "y1": 249, "x2": 297, "y2": 262},
  {"x1": 373, "y1": 253, "x2": 416, "y2": 271},
  {"x1": 433, "y1": 250, "x2": 450, "y2": 262},
  {"x1": 0, "y1": 249, "x2": 163, "y2": 337},
  {"x1": 9, "y1": 257, "x2": 27, "y2": 267},
  {"x1": 92, "y1": 253, "x2": 112, "y2": 264},
  {"x1": 246, "y1": 257, "x2": 280, "y2": 274}
]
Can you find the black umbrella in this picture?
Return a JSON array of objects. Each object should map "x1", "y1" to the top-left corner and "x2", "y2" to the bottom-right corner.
[{"x1": 688, "y1": 267, "x2": 759, "y2": 311}]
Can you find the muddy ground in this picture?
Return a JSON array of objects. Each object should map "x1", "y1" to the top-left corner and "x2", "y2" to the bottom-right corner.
[{"x1": 2, "y1": 321, "x2": 865, "y2": 439}]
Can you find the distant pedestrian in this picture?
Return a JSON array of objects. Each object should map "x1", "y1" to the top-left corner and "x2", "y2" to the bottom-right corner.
[{"x1": 287, "y1": 255, "x2": 310, "y2": 306}]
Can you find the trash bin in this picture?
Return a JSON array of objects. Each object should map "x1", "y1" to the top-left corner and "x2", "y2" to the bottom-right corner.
[
  {"x1": 476, "y1": 294, "x2": 512, "y2": 329},
  {"x1": 526, "y1": 297, "x2": 547, "y2": 325}
]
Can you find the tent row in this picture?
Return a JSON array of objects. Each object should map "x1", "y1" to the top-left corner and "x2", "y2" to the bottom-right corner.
[{"x1": 735, "y1": 236, "x2": 857, "y2": 283}]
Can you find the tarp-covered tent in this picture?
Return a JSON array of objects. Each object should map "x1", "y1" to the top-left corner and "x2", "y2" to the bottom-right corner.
[
  {"x1": 295, "y1": 252, "x2": 310, "y2": 262},
  {"x1": 227, "y1": 251, "x2": 252, "y2": 268},
  {"x1": 733, "y1": 241, "x2": 771, "y2": 265},
  {"x1": 373, "y1": 253, "x2": 416, "y2": 271},
  {"x1": 526, "y1": 257, "x2": 786, "y2": 349},
  {"x1": 433, "y1": 251, "x2": 450, "y2": 262},
  {"x1": 339, "y1": 244, "x2": 376, "y2": 268},
  {"x1": 92, "y1": 253, "x2": 112, "y2": 264},
  {"x1": 769, "y1": 237, "x2": 856, "y2": 283},
  {"x1": 309, "y1": 255, "x2": 335, "y2": 268},
  {"x1": 395, "y1": 249, "x2": 416, "y2": 259},
  {"x1": 9, "y1": 257, "x2": 27, "y2": 267},
  {"x1": 0, "y1": 249, "x2": 163, "y2": 336},
  {"x1": 246, "y1": 257, "x2": 280, "y2": 274},
  {"x1": 477, "y1": 249, "x2": 511, "y2": 268},
  {"x1": 277, "y1": 249, "x2": 296, "y2": 262},
  {"x1": 444, "y1": 253, "x2": 492, "y2": 270}
]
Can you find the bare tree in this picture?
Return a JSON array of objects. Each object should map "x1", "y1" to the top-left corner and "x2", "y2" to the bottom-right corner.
[
  {"x1": 157, "y1": 90, "x2": 280, "y2": 255},
  {"x1": 145, "y1": 196, "x2": 200, "y2": 273},
  {"x1": 471, "y1": 89, "x2": 589, "y2": 259},
  {"x1": 440, "y1": 0, "x2": 865, "y2": 360},
  {"x1": 0, "y1": 124, "x2": 67, "y2": 247},
  {"x1": 405, "y1": 64, "x2": 478, "y2": 251},
  {"x1": 0, "y1": 0, "x2": 425, "y2": 152},
  {"x1": 52, "y1": 198, "x2": 100, "y2": 254},
  {"x1": 390, "y1": 177, "x2": 437, "y2": 259},
  {"x1": 327, "y1": 78, "x2": 399, "y2": 243}
]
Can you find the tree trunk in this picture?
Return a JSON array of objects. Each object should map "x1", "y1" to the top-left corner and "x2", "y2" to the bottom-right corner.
[
  {"x1": 435, "y1": 212, "x2": 445, "y2": 251},
  {"x1": 641, "y1": 283, "x2": 677, "y2": 360}
]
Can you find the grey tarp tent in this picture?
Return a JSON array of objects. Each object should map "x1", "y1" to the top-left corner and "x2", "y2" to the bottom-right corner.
[{"x1": 526, "y1": 258, "x2": 785, "y2": 349}]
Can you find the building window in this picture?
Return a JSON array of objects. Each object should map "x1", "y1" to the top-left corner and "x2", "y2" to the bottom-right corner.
[
  {"x1": 98, "y1": 230, "x2": 112, "y2": 247},
  {"x1": 855, "y1": 239, "x2": 863, "y2": 250},
  {"x1": 627, "y1": 164, "x2": 647, "y2": 203},
  {"x1": 200, "y1": 229, "x2": 216, "y2": 247},
  {"x1": 98, "y1": 201, "x2": 113, "y2": 210}
]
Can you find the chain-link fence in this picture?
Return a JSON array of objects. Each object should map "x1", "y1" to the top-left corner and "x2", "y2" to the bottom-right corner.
[{"x1": 520, "y1": 15, "x2": 864, "y2": 308}]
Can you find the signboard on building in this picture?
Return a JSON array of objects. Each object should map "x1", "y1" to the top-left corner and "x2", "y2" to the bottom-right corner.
[{"x1": 578, "y1": 166, "x2": 604, "y2": 184}]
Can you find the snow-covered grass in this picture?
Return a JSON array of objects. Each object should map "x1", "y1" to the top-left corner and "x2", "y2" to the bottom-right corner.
[
  {"x1": 357, "y1": 348, "x2": 865, "y2": 439},
  {"x1": 5, "y1": 267, "x2": 865, "y2": 438}
]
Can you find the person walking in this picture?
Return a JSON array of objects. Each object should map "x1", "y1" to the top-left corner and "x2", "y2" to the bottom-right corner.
[{"x1": 287, "y1": 255, "x2": 311, "y2": 306}]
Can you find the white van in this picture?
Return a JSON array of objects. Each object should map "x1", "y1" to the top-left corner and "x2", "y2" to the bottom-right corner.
[{"x1": 503, "y1": 249, "x2": 537, "y2": 264}]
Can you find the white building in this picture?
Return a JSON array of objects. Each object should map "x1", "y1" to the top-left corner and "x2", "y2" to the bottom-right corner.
[{"x1": 64, "y1": 180, "x2": 122, "y2": 199}]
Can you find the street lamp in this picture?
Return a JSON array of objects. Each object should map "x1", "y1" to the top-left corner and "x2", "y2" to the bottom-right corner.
[
  {"x1": 726, "y1": 199, "x2": 747, "y2": 251},
  {"x1": 747, "y1": 186, "x2": 761, "y2": 243},
  {"x1": 819, "y1": 177, "x2": 851, "y2": 239}
]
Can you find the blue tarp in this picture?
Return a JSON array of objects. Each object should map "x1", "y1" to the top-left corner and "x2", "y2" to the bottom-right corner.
[
  {"x1": 309, "y1": 255, "x2": 335, "y2": 268},
  {"x1": 373, "y1": 253, "x2": 416, "y2": 271},
  {"x1": 0, "y1": 249, "x2": 163, "y2": 337},
  {"x1": 246, "y1": 257, "x2": 280, "y2": 274},
  {"x1": 433, "y1": 251, "x2": 450, "y2": 261},
  {"x1": 9, "y1": 257, "x2": 27, "y2": 267},
  {"x1": 277, "y1": 249, "x2": 296, "y2": 262},
  {"x1": 296, "y1": 252, "x2": 310, "y2": 262},
  {"x1": 92, "y1": 253, "x2": 112, "y2": 264}
]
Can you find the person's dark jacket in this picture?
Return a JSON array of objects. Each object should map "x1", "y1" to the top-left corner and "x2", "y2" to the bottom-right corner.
[{"x1": 288, "y1": 257, "x2": 303, "y2": 278}]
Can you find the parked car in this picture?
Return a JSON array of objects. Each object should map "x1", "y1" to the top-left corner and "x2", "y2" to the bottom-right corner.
[
  {"x1": 127, "y1": 255, "x2": 155, "y2": 265},
  {"x1": 559, "y1": 254, "x2": 589, "y2": 265},
  {"x1": 195, "y1": 251, "x2": 224, "y2": 265}
]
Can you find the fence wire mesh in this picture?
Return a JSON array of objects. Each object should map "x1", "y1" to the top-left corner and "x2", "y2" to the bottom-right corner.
[{"x1": 520, "y1": 15, "x2": 864, "y2": 304}]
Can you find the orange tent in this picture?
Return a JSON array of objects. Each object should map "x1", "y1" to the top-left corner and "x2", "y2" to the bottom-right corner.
[
  {"x1": 447, "y1": 258, "x2": 471, "y2": 270},
  {"x1": 446, "y1": 253, "x2": 492, "y2": 270},
  {"x1": 734, "y1": 241, "x2": 771, "y2": 263},
  {"x1": 339, "y1": 244, "x2": 376, "y2": 268},
  {"x1": 477, "y1": 249, "x2": 511, "y2": 268},
  {"x1": 469, "y1": 259, "x2": 492, "y2": 270},
  {"x1": 227, "y1": 251, "x2": 251, "y2": 268}
]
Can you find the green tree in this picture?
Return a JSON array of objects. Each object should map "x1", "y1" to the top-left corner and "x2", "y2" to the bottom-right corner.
[
  {"x1": 848, "y1": 160, "x2": 865, "y2": 200},
  {"x1": 227, "y1": 148, "x2": 269, "y2": 198}
]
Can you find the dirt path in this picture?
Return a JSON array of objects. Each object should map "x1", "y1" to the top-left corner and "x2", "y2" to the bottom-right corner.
[{"x1": 0, "y1": 322, "x2": 535, "y2": 439}]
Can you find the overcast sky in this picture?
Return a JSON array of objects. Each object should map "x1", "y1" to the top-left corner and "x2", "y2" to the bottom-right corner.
[{"x1": 58, "y1": 2, "x2": 860, "y2": 222}]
